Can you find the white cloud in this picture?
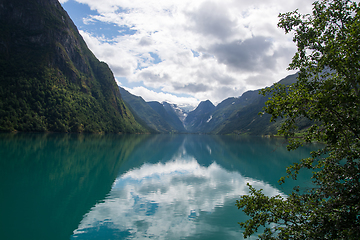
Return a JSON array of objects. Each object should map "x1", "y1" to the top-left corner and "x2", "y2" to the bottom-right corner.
[
  {"x1": 72, "y1": 157, "x2": 285, "y2": 239},
  {"x1": 123, "y1": 86, "x2": 199, "y2": 109},
  {"x1": 62, "y1": 0, "x2": 317, "y2": 106}
]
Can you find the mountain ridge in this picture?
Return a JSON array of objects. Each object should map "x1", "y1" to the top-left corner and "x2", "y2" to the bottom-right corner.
[
  {"x1": 119, "y1": 86, "x2": 187, "y2": 133},
  {"x1": 120, "y1": 73, "x2": 301, "y2": 135}
]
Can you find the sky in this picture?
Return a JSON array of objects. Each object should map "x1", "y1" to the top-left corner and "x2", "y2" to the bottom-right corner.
[{"x1": 59, "y1": 0, "x2": 315, "y2": 109}]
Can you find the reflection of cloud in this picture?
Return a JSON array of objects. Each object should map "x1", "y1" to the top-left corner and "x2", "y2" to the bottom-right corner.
[{"x1": 72, "y1": 157, "x2": 285, "y2": 239}]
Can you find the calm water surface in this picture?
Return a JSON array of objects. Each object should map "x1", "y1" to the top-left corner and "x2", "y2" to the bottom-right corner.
[{"x1": 0, "y1": 133, "x2": 320, "y2": 239}]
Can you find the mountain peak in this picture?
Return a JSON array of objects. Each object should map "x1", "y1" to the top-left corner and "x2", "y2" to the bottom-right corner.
[
  {"x1": 183, "y1": 100, "x2": 215, "y2": 133},
  {"x1": 200, "y1": 99, "x2": 214, "y2": 105},
  {"x1": 195, "y1": 100, "x2": 215, "y2": 112}
]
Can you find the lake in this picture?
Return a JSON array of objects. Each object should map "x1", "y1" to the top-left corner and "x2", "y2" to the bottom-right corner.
[{"x1": 0, "y1": 133, "x2": 320, "y2": 239}]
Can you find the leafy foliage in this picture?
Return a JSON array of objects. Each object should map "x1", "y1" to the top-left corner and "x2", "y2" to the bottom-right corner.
[{"x1": 236, "y1": 0, "x2": 360, "y2": 239}]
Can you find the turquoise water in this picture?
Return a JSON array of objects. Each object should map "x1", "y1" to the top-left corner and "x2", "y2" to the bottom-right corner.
[{"x1": 0, "y1": 133, "x2": 320, "y2": 239}]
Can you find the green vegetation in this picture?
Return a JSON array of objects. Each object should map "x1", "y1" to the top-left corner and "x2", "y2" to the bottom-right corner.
[
  {"x1": 0, "y1": 68, "x2": 143, "y2": 133},
  {"x1": 184, "y1": 100, "x2": 215, "y2": 133},
  {"x1": 0, "y1": 0, "x2": 147, "y2": 133},
  {"x1": 211, "y1": 74, "x2": 306, "y2": 136},
  {"x1": 237, "y1": 0, "x2": 360, "y2": 239},
  {"x1": 119, "y1": 87, "x2": 179, "y2": 133}
]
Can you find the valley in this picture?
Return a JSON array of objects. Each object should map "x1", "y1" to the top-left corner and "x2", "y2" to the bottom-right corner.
[
  {"x1": 0, "y1": 0, "x2": 304, "y2": 136},
  {"x1": 120, "y1": 73, "x2": 305, "y2": 135}
]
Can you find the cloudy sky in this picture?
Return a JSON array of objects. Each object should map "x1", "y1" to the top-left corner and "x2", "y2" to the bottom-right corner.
[{"x1": 60, "y1": 0, "x2": 315, "y2": 109}]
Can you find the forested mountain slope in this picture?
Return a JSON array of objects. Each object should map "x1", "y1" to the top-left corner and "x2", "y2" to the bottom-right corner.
[
  {"x1": 211, "y1": 73, "x2": 302, "y2": 135},
  {"x1": 146, "y1": 101, "x2": 187, "y2": 133},
  {"x1": 119, "y1": 87, "x2": 177, "y2": 133},
  {"x1": 0, "y1": 0, "x2": 146, "y2": 133}
]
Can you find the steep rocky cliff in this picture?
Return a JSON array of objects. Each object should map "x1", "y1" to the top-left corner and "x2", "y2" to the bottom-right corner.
[{"x1": 0, "y1": 0, "x2": 147, "y2": 133}]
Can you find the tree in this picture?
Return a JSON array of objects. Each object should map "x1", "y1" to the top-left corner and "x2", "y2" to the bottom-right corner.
[{"x1": 236, "y1": 0, "x2": 360, "y2": 239}]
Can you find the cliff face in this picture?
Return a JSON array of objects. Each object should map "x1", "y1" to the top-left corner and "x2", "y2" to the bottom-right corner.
[{"x1": 0, "y1": 0, "x2": 147, "y2": 133}]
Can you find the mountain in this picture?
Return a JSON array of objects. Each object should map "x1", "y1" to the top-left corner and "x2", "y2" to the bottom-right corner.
[
  {"x1": 118, "y1": 87, "x2": 187, "y2": 133},
  {"x1": 172, "y1": 104, "x2": 192, "y2": 122},
  {"x1": 148, "y1": 101, "x2": 187, "y2": 133},
  {"x1": 119, "y1": 87, "x2": 176, "y2": 133},
  {"x1": 211, "y1": 90, "x2": 272, "y2": 135},
  {"x1": 0, "y1": 0, "x2": 146, "y2": 133},
  {"x1": 163, "y1": 102, "x2": 189, "y2": 123},
  {"x1": 117, "y1": 72, "x2": 303, "y2": 135},
  {"x1": 183, "y1": 100, "x2": 216, "y2": 133},
  {"x1": 182, "y1": 73, "x2": 303, "y2": 135},
  {"x1": 211, "y1": 73, "x2": 303, "y2": 135},
  {"x1": 198, "y1": 90, "x2": 262, "y2": 133},
  {"x1": 161, "y1": 102, "x2": 187, "y2": 132}
]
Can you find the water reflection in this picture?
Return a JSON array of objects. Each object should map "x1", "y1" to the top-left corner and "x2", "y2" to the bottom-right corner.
[
  {"x1": 73, "y1": 160, "x2": 283, "y2": 239},
  {"x1": 0, "y1": 133, "x2": 318, "y2": 240},
  {"x1": 0, "y1": 133, "x2": 149, "y2": 240},
  {"x1": 72, "y1": 135, "x2": 317, "y2": 240}
]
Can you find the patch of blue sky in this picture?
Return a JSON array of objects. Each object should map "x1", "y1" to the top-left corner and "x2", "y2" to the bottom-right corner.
[
  {"x1": 62, "y1": 0, "x2": 136, "y2": 40},
  {"x1": 191, "y1": 50, "x2": 200, "y2": 58},
  {"x1": 135, "y1": 52, "x2": 162, "y2": 71},
  {"x1": 61, "y1": 0, "x2": 98, "y2": 27},
  {"x1": 136, "y1": 62, "x2": 147, "y2": 71},
  {"x1": 117, "y1": 78, "x2": 166, "y2": 95},
  {"x1": 149, "y1": 52, "x2": 162, "y2": 64},
  {"x1": 116, "y1": 77, "x2": 144, "y2": 88},
  {"x1": 82, "y1": 21, "x2": 137, "y2": 40}
]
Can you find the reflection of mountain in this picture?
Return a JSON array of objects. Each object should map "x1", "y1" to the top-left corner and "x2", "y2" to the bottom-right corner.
[
  {"x1": 117, "y1": 134, "x2": 315, "y2": 192},
  {"x1": 184, "y1": 135, "x2": 316, "y2": 191},
  {"x1": 71, "y1": 134, "x2": 318, "y2": 239},
  {"x1": 0, "y1": 134, "x2": 318, "y2": 239},
  {"x1": 72, "y1": 156, "x2": 284, "y2": 239},
  {"x1": 0, "y1": 133, "x2": 148, "y2": 240}
]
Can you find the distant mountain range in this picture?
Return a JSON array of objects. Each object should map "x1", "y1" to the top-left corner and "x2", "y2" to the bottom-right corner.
[{"x1": 120, "y1": 73, "x2": 307, "y2": 135}]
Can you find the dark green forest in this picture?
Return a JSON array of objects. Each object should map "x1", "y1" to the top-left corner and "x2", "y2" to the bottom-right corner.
[{"x1": 0, "y1": 0, "x2": 147, "y2": 133}]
